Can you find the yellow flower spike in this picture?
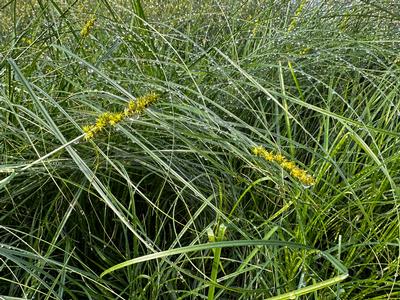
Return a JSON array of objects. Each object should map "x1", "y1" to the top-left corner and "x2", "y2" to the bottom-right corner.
[
  {"x1": 301, "y1": 173, "x2": 316, "y2": 186},
  {"x1": 136, "y1": 92, "x2": 159, "y2": 110},
  {"x1": 95, "y1": 118, "x2": 107, "y2": 129},
  {"x1": 80, "y1": 16, "x2": 96, "y2": 38},
  {"x1": 21, "y1": 37, "x2": 33, "y2": 45},
  {"x1": 108, "y1": 118, "x2": 116, "y2": 126},
  {"x1": 281, "y1": 160, "x2": 296, "y2": 171},
  {"x1": 262, "y1": 150, "x2": 274, "y2": 161},
  {"x1": 251, "y1": 145, "x2": 316, "y2": 186},
  {"x1": 83, "y1": 125, "x2": 96, "y2": 140},
  {"x1": 251, "y1": 145, "x2": 264, "y2": 156},
  {"x1": 81, "y1": 92, "x2": 159, "y2": 141},
  {"x1": 115, "y1": 112, "x2": 124, "y2": 121},
  {"x1": 290, "y1": 167, "x2": 303, "y2": 178},
  {"x1": 300, "y1": 47, "x2": 311, "y2": 55},
  {"x1": 108, "y1": 112, "x2": 124, "y2": 126},
  {"x1": 82, "y1": 125, "x2": 92, "y2": 133},
  {"x1": 125, "y1": 93, "x2": 160, "y2": 116},
  {"x1": 85, "y1": 131, "x2": 94, "y2": 140},
  {"x1": 274, "y1": 154, "x2": 286, "y2": 163},
  {"x1": 251, "y1": 146, "x2": 275, "y2": 161},
  {"x1": 127, "y1": 100, "x2": 137, "y2": 113},
  {"x1": 135, "y1": 101, "x2": 145, "y2": 112}
]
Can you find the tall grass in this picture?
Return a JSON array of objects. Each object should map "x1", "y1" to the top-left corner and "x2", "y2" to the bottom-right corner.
[{"x1": 1, "y1": 0, "x2": 399, "y2": 299}]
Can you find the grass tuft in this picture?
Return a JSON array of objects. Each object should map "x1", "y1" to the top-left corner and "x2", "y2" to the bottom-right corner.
[{"x1": 1, "y1": 0, "x2": 399, "y2": 299}]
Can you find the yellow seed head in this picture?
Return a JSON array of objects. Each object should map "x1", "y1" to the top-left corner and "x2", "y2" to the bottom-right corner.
[
  {"x1": 262, "y1": 151, "x2": 274, "y2": 161},
  {"x1": 95, "y1": 119, "x2": 107, "y2": 129},
  {"x1": 81, "y1": 92, "x2": 159, "y2": 140},
  {"x1": 108, "y1": 112, "x2": 124, "y2": 126},
  {"x1": 80, "y1": 17, "x2": 96, "y2": 38},
  {"x1": 281, "y1": 160, "x2": 296, "y2": 170},
  {"x1": 300, "y1": 47, "x2": 311, "y2": 55},
  {"x1": 252, "y1": 146, "x2": 274, "y2": 161},
  {"x1": 21, "y1": 37, "x2": 33, "y2": 45},
  {"x1": 127, "y1": 100, "x2": 137, "y2": 113},
  {"x1": 251, "y1": 145, "x2": 316, "y2": 186},
  {"x1": 274, "y1": 154, "x2": 286, "y2": 163},
  {"x1": 251, "y1": 146, "x2": 264, "y2": 156},
  {"x1": 83, "y1": 125, "x2": 96, "y2": 140},
  {"x1": 82, "y1": 125, "x2": 92, "y2": 133},
  {"x1": 290, "y1": 167, "x2": 303, "y2": 178}
]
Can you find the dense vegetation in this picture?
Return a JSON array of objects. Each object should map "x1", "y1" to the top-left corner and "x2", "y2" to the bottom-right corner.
[{"x1": 1, "y1": 0, "x2": 399, "y2": 299}]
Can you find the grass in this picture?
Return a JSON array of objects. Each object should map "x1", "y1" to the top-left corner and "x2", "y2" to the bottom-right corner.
[{"x1": 0, "y1": 0, "x2": 399, "y2": 299}]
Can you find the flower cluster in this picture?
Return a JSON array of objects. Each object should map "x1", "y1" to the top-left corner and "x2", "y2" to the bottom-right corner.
[
  {"x1": 82, "y1": 92, "x2": 159, "y2": 140},
  {"x1": 251, "y1": 145, "x2": 316, "y2": 186},
  {"x1": 80, "y1": 16, "x2": 96, "y2": 38},
  {"x1": 287, "y1": 0, "x2": 307, "y2": 32},
  {"x1": 21, "y1": 37, "x2": 33, "y2": 45},
  {"x1": 299, "y1": 47, "x2": 311, "y2": 55}
]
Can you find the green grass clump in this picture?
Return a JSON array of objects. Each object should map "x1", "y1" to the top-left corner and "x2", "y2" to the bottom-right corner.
[{"x1": 1, "y1": 0, "x2": 399, "y2": 299}]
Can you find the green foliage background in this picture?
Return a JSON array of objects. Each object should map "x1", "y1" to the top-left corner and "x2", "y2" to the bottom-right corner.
[{"x1": 0, "y1": 0, "x2": 399, "y2": 299}]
